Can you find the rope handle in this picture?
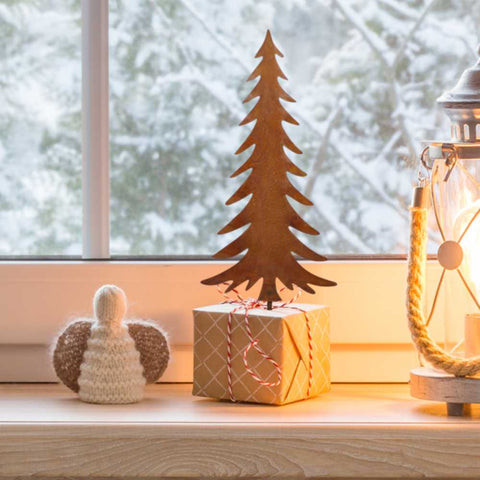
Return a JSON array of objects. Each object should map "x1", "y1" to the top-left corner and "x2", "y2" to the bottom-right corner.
[{"x1": 407, "y1": 184, "x2": 480, "y2": 377}]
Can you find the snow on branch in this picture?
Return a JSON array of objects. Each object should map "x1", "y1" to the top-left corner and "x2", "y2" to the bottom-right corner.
[
  {"x1": 331, "y1": 0, "x2": 390, "y2": 68},
  {"x1": 303, "y1": 100, "x2": 345, "y2": 201},
  {"x1": 392, "y1": 0, "x2": 438, "y2": 70},
  {"x1": 177, "y1": 0, "x2": 251, "y2": 73},
  {"x1": 331, "y1": 141, "x2": 409, "y2": 220},
  {"x1": 377, "y1": 0, "x2": 418, "y2": 20},
  {"x1": 291, "y1": 177, "x2": 374, "y2": 253}
]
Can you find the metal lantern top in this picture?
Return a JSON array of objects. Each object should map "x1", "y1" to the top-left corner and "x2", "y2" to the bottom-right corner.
[{"x1": 437, "y1": 46, "x2": 480, "y2": 144}]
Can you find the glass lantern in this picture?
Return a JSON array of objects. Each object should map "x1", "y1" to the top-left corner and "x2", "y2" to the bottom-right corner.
[
  {"x1": 424, "y1": 49, "x2": 480, "y2": 364},
  {"x1": 408, "y1": 49, "x2": 480, "y2": 416}
]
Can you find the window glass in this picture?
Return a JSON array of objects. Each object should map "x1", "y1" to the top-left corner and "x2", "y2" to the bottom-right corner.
[
  {"x1": 0, "y1": 0, "x2": 81, "y2": 255},
  {"x1": 109, "y1": 0, "x2": 480, "y2": 256},
  {"x1": 3, "y1": 1, "x2": 478, "y2": 257}
]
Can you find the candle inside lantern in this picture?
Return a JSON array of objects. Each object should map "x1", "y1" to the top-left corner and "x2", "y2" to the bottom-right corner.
[
  {"x1": 465, "y1": 314, "x2": 480, "y2": 358},
  {"x1": 454, "y1": 199, "x2": 480, "y2": 293},
  {"x1": 454, "y1": 198, "x2": 480, "y2": 358}
]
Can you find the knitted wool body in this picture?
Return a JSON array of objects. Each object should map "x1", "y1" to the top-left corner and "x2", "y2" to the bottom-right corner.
[
  {"x1": 78, "y1": 286, "x2": 145, "y2": 403},
  {"x1": 53, "y1": 285, "x2": 170, "y2": 404}
]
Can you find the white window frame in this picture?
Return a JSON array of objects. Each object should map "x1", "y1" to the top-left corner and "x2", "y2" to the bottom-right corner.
[
  {"x1": 82, "y1": 0, "x2": 109, "y2": 259},
  {"x1": 0, "y1": 0, "x2": 440, "y2": 384},
  {"x1": 0, "y1": 260, "x2": 446, "y2": 383}
]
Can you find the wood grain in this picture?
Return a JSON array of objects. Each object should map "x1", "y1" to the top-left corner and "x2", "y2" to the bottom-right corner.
[
  {"x1": 2, "y1": 383, "x2": 480, "y2": 479},
  {"x1": 410, "y1": 366, "x2": 480, "y2": 403}
]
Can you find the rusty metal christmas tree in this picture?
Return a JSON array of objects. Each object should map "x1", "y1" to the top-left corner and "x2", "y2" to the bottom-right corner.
[{"x1": 202, "y1": 30, "x2": 336, "y2": 302}]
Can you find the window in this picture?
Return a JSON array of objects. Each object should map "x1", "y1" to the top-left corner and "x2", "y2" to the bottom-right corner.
[
  {"x1": 1, "y1": 0, "x2": 479, "y2": 383},
  {"x1": 2, "y1": 0, "x2": 479, "y2": 257},
  {"x1": 0, "y1": 1, "x2": 81, "y2": 255}
]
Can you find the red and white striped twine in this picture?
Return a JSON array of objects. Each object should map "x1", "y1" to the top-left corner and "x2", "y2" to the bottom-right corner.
[{"x1": 217, "y1": 284, "x2": 313, "y2": 402}]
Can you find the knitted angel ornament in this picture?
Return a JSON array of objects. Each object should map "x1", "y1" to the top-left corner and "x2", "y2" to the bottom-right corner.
[{"x1": 53, "y1": 285, "x2": 169, "y2": 404}]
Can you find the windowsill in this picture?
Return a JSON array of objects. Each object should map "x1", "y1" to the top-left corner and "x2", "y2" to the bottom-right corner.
[
  {"x1": 1, "y1": 383, "x2": 480, "y2": 479},
  {"x1": 0, "y1": 255, "x2": 412, "y2": 262}
]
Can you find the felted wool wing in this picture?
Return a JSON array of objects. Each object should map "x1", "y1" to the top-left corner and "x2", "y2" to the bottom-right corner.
[
  {"x1": 127, "y1": 321, "x2": 170, "y2": 383},
  {"x1": 53, "y1": 319, "x2": 92, "y2": 393}
]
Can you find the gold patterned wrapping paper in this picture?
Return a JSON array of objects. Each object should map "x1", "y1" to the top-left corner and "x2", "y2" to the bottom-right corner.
[{"x1": 193, "y1": 303, "x2": 330, "y2": 405}]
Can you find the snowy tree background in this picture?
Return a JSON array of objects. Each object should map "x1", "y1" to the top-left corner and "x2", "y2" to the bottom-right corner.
[{"x1": 1, "y1": 0, "x2": 479, "y2": 255}]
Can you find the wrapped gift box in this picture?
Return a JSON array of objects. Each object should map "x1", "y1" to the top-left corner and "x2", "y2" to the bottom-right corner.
[{"x1": 193, "y1": 303, "x2": 330, "y2": 405}]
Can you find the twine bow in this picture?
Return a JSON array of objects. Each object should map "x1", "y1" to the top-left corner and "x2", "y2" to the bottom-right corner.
[{"x1": 217, "y1": 285, "x2": 314, "y2": 402}]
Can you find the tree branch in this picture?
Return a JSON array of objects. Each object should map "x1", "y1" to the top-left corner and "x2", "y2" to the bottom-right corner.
[
  {"x1": 392, "y1": 0, "x2": 438, "y2": 70},
  {"x1": 331, "y1": 0, "x2": 390, "y2": 69},
  {"x1": 377, "y1": 0, "x2": 418, "y2": 20},
  {"x1": 177, "y1": 0, "x2": 251, "y2": 73},
  {"x1": 291, "y1": 179, "x2": 374, "y2": 253},
  {"x1": 331, "y1": 141, "x2": 410, "y2": 220},
  {"x1": 292, "y1": 106, "x2": 409, "y2": 221},
  {"x1": 303, "y1": 100, "x2": 344, "y2": 201}
]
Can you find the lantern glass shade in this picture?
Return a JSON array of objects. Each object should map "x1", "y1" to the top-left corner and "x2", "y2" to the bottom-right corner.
[{"x1": 430, "y1": 151, "x2": 480, "y2": 358}]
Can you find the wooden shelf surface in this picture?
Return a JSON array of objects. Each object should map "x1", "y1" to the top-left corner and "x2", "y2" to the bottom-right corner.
[{"x1": 1, "y1": 383, "x2": 480, "y2": 479}]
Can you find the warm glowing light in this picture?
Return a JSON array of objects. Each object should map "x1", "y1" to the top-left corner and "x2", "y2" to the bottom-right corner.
[{"x1": 454, "y1": 198, "x2": 480, "y2": 297}]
